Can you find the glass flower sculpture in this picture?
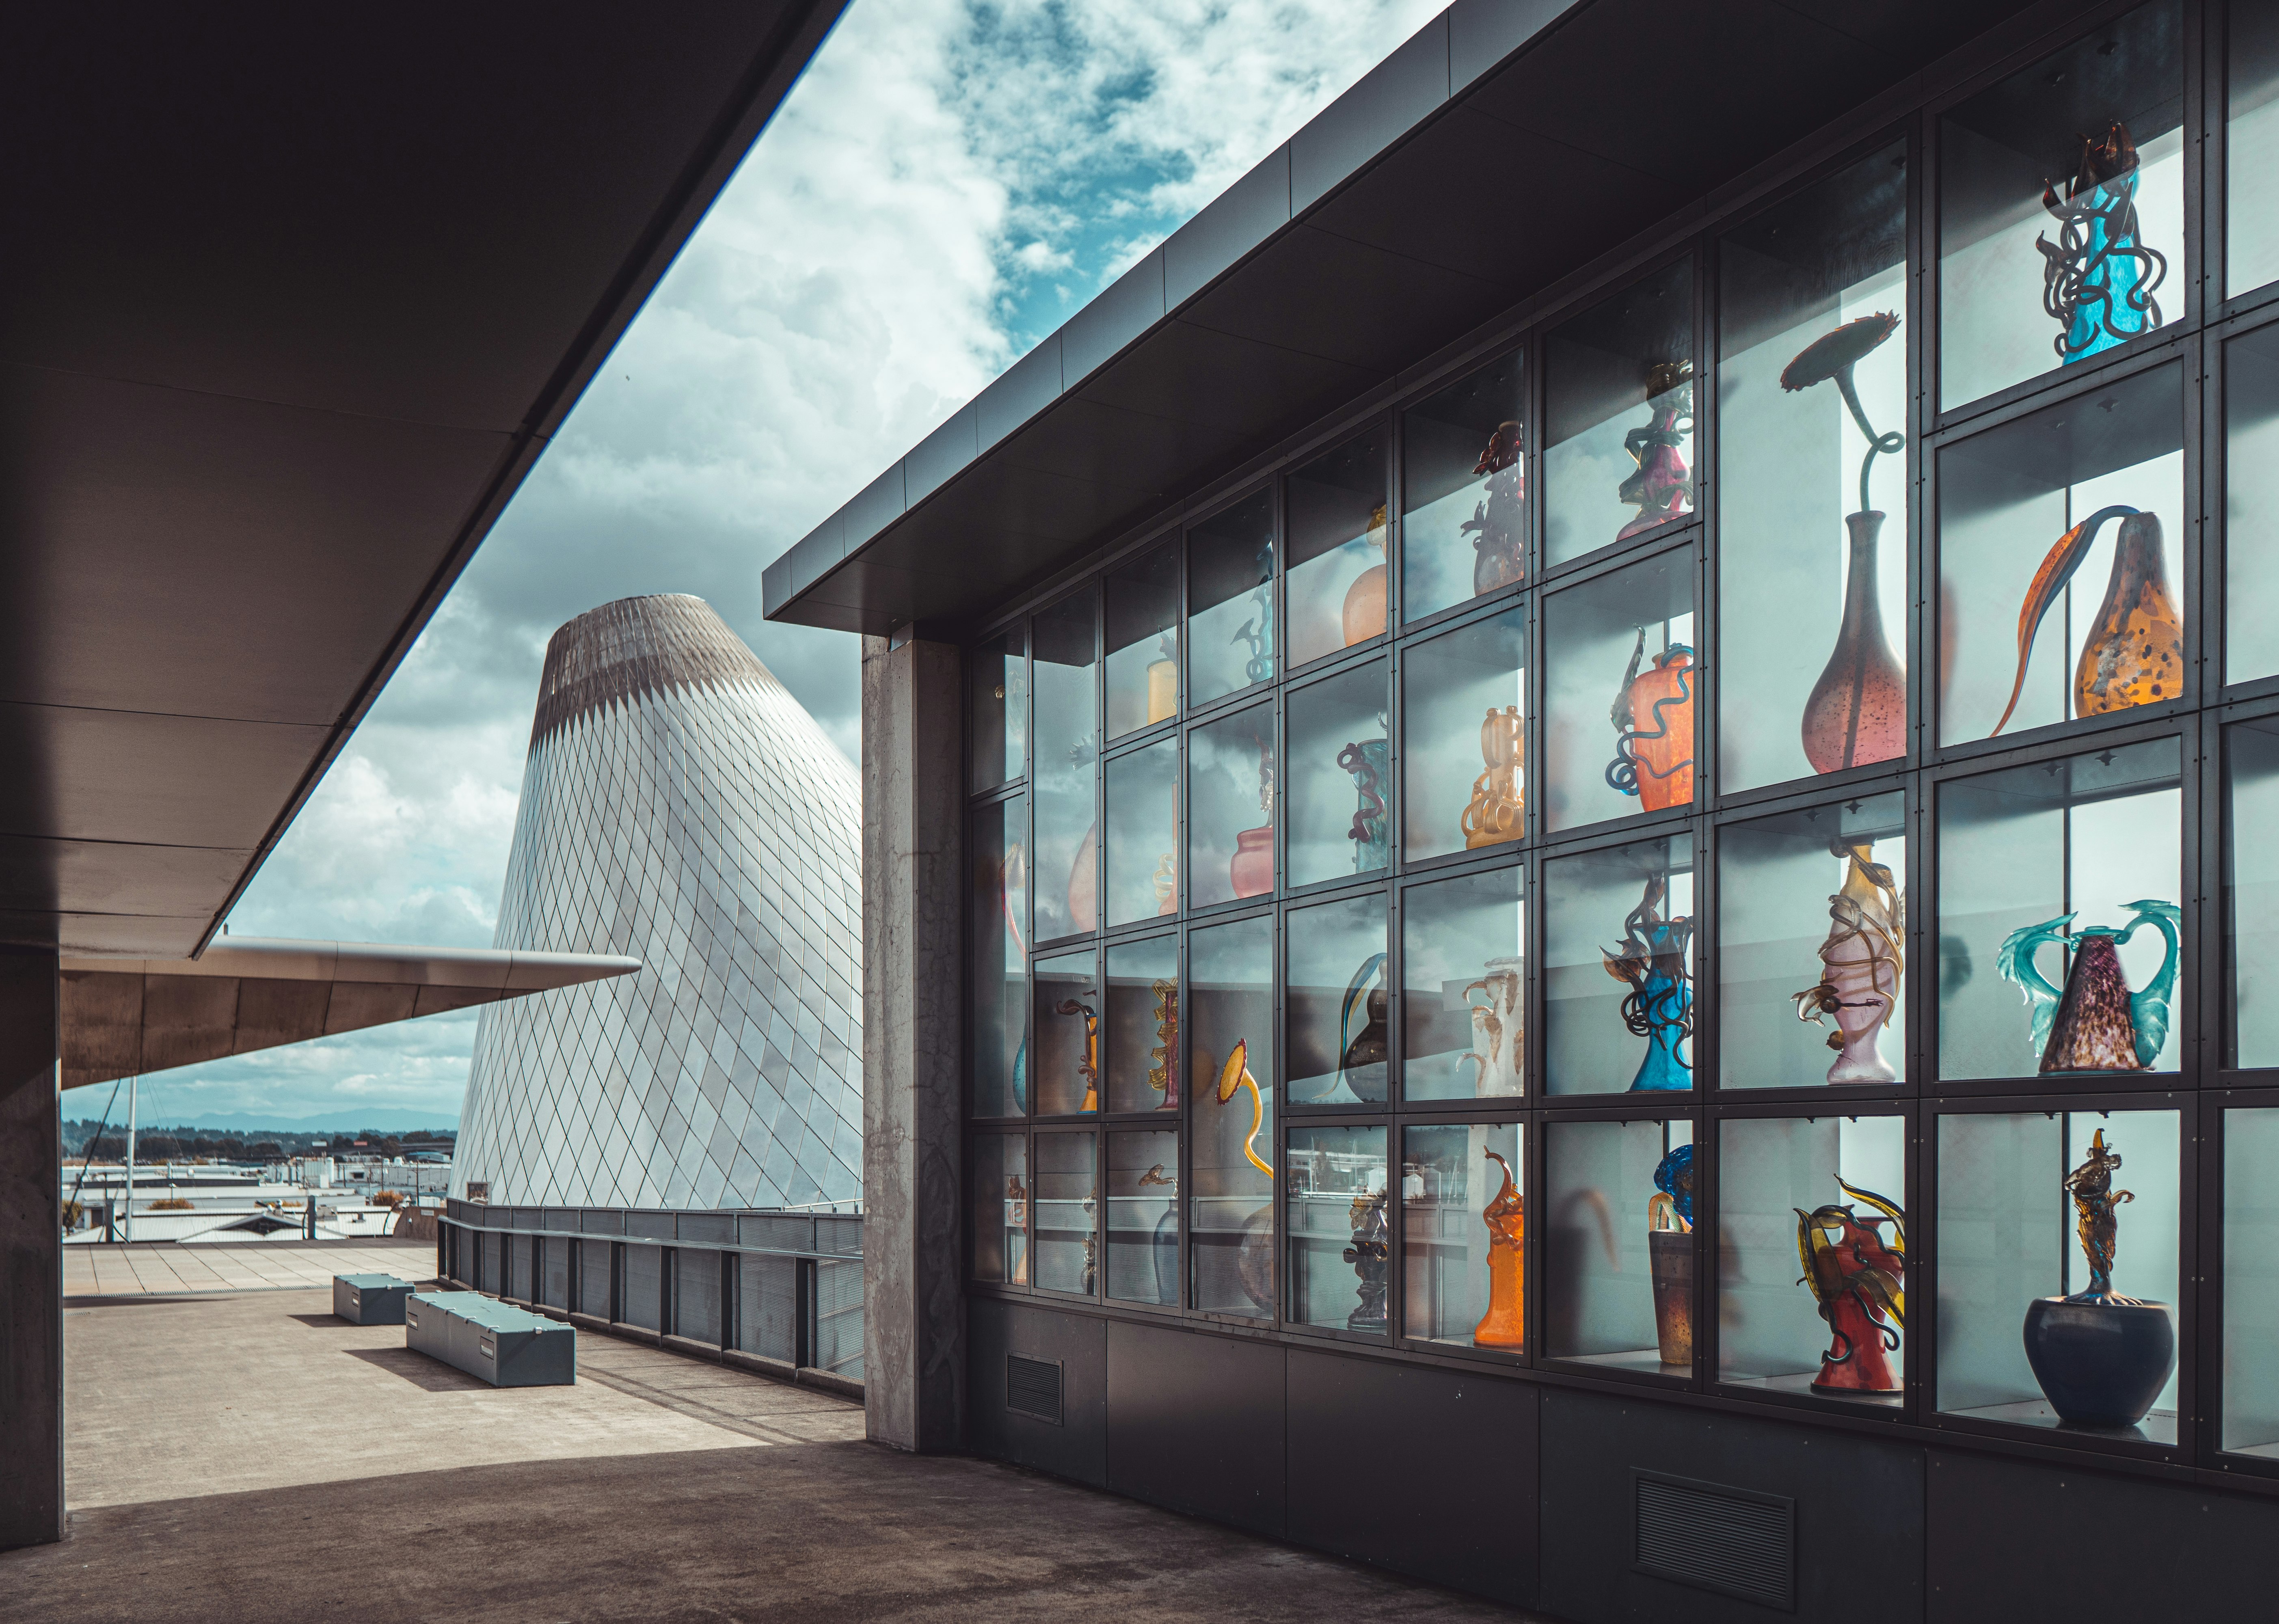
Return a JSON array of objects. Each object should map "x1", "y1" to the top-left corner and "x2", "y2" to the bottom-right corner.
[
  {"x1": 1990, "y1": 505, "x2": 2181, "y2": 737},
  {"x1": 1995, "y1": 899, "x2": 2181, "y2": 1072},
  {"x1": 1602, "y1": 873, "x2": 1695, "y2": 1092},
  {"x1": 2037, "y1": 121, "x2": 2168, "y2": 365},
  {"x1": 1464, "y1": 420, "x2": 1527, "y2": 594},
  {"x1": 1795, "y1": 1177, "x2": 1906, "y2": 1393}
]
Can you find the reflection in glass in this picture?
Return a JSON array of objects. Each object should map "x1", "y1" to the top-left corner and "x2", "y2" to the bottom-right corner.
[
  {"x1": 1938, "y1": 4, "x2": 2183, "y2": 408},
  {"x1": 2228, "y1": 719, "x2": 2279, "y2": 1067},
  {"x1": 1108, "y1": 1129, "x2": 1180, "y2": 1305},
  {"x1": 1402, "y1": 350, "x2": 1526, "y2": 622},
  {"x1": 1188, "y1": 491, "x2": 1276, "y2": 707},
  {"x1": 1287, "y1": 893, "x2": 1387, "y2": 1106},
  {"x1": 1032, "y1": 950, "x2": 1099, "y2": 1116},
  {"x1": 1287, "y1": 1125, "x2": 1390, "y2": 1335},
  {"x1": 1404, "y1": 864, "x2": 1525, "y2": 1101},
  {"x1": 970, "y1": 627, "x2": 1026, "y2": 793},
  {"x1": 1545, "y1": 835, "x2": 1694, "y2": 1095},
  {"x1": 1033, "y1": 592, "x2": 1098, "y2": 942},
  {"x1": 1938, "y1": 739, "x2": 2181, "y2": 1080},
  {"x1": 1188, "y1": 701, "x2": 1275, "y2": 908},
  {"x1": 970, "y1": 797, "x2": 1027, "y2": 1117},
  {"x1": 1286, "y1": 659, "x2": 1388, "y2": 888},
  {"x1": 1105, "y1": 935, "x2": 1179, "y2": 1115},
  {"x1": 1404, "y1": 607, "x2": 1525, "y2": 861},
  {"x1": 2223, "y1": 1108, "x2": 2279, "y2": 1453},
  {"x1": 973, "y1": 1133, "x2": 1029, "y2": 1285},
  {"x1": 1034, "y1": 1132, "x2": 1097, "y2": 1295},
  {"x1": 1189, "y1": 915, "x2": 1275, "y2": 1317},
  {"x1": 1286, "y1": 427, "x2": 1390, "y2": 667},
  {"x1": 1544, "y1": 549, "x2": 1695, "y2": 830},
  {"x1": 1403, "y1": 1122, "x2": 1525, "y2": 1350},
  {"x1": 1545, "y1": 258, "x2": 1694, "y2": 565},
  {"x1": 1720, "y1": 144, "x2": 1909, "y2": 792},
  {"x1": 1720, "y1": 794, "x2": 1907, "y2": 1089},
  {"x1": 1104, "y1": 739, "x2": 1178, "y2": 928},
  {"x1": 1938, "y1": 363, "x2": 2184, "y2": 744},
  {"x1": 2231, "y1": 0, "x2": 2279, "y2": 298},
  {"x1": 1718, "y1": 1115, "x2": 1905, "y2": 1403},
  {"x1": 2225, "y1": 326, "x2": 2279, "y2": 685},
  {"x1": 1106, "y1": 541, "x2": 1180, "y2": 741},
  {"x1": 1545, "y1": 1116, "x2": 1693, "y2": 1370},
  {"x1": 1935, "y1": 1109, "x2": 2180, "y2": 1441}
]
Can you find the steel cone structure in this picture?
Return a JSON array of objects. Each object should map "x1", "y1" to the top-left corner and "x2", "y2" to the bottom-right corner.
[{"x1": 454, "y1": 595, "x2": 862, "y2": 1208}]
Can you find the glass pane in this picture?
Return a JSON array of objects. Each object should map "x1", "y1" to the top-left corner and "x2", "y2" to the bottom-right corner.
[
  {"x1": 1106, "y1": 540, "x2": 1179, "y2": 741},
  {"x1": 2222, "y1": 1107, "x2": 2279, "y2": 1453},
  {"x1": 2227, "y1": 718, "x2": 2279, "y2": 1067},
  {"x1": 1544, "y1": 833, "x2": 1695, "y2": 1095},
  {"x1": 1937, "y1": 738, "x2": 2182, "y2": 1080},
  {"x1": 1032, "y1": 592, "x2": 1099, "y2": 943},
  {"x1": 1718, "y1": 793, "x2": 1907, "y2": 1090},
  {"x1": 1402, "y1": 350, "x2": 1527, "y2": 623},
  {"x1": 1285, "y1": 425, "x2": 1390, "y2": 667},
  {"x1": 2225, "y1": 324, "x2": 2279, "y2": 685},
  {"x1": 1187, "y1": 700, "x2": 1275, "y2": 909},
  {"x1": 970, "y1": 626, "x2": 1026, "y2": 792},
  {"x1": 1938, "y1": 2, "x2": 2184, "y2": 409},
  {"x1": 1938, "y1": 363, "x2": 2184, "y2": 745},
  {"x1": 2231, "y1": 0, "x2": 2279, "y2": 298},
  {"x1": 1717, "y1": 1114, "x2": 1905, "y2": 1405},
  {"x1": 1033, "y1": 949, "x2": 1100, "y2": 1116},
  {"x1": 1190, "y1": 914, "x2": 1275, "y2": 1317},
  {"x1": 1543, "y1": 548, "x2": 1695, "y2": 831},
  {"x1": 1104, "y1": 738, "x2": 1179, "y2": 929},
  {"x1": 1403, "y1": 1121, "x2": 1525, "y2": 1352},
  {"x1": 1107, "y1": 1129, "x2": 1180, "y2": 1305},
  {"x1": 1404, "y1": 606, "x2": 1526, "y2": 861},
  {"x1": 1188, "y1": 490, "x2": 1276, "y2": 707},
  {"x1": 1104, "y1": 935, "x2": 1181, "y2": 1115},
  {"x1": 972, "y1": 1132, "x2": 1029, "y2": 1286},
  {"x1": 970, "y1": 797, "x2": 1027, "y2": 1118},
  {"x1": 1935, "y1": 1108, "x2": 2180, "y2": 1442},
  {"x1": 1403, "y1": 863, "x2": 1526, "y2": 1101},
  {"x1": 1034, "y1": 1132, "x2": 1097, "y2": 1295},
  {"x1": 1287, "y1": 892, "x2": 1388, "y2": 1106},
  {"x1": 1719, "y1": 142, "x2": 1910, "y2": 793},
  {"x1": 1286, "y1": 659, "x2": 1389, "y2": 888},
  {"x1": 736, "y1": 1253, "x2": 798, "y2": 1362},
  {"x1": 1287, "y1": 1125, "x2": 1391, "y2": 1335},
  {"x1": 1544, "y1": 1116, "x2": 1694, "y2": 1371},
  {"x1": 1545, "y1": 257, "x2": 1695, "y2": 566}
]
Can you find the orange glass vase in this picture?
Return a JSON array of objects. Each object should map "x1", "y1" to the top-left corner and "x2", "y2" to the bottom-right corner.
[
  {"x1": 1473, "y1": 1148, "x2": 1525, "y2": 1349},
  {"x1": 1607, "y1": 637, "x2": 1695, "y2": 812}
]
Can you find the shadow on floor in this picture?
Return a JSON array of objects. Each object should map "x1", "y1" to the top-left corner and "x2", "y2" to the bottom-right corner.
[
  {"x1": 340, "y1": 1346, "x2": 489, "y2": 1392},
  {"x1": 284, "y1": 1313, "x2": 345, "y2": 1328}
]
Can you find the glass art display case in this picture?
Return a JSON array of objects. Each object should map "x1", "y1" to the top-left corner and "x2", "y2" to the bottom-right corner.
[
  {"x1": 970, "y1": 796, "x2": 1027, "y2": 1119},
  {"x1": 1403, "y1": 605, "x2": 1525, "y2": 862},
  {"x1": 1287, "y1": 892, "x2": 1388, "y2": 1106},
  {"x1": 1544, "y1": 258, "x2": 1696, "y2": 566},
  {"x1": 1104, "y1": 935, "x2": 1180, "y2": 1115},
  {"x1": 1545, "y1": 1114, "x2": 1695, "y2": 1373},
  {"x1": 1104, "y1": 738, "x2": 1177, "y2": 929},
  {"x1": 1285, "y1": 657, "x2": 1389, "y2": 889},
  {"x1": 1402, "y1": 863, "x2": 1525, "y2": 1102},
  {"x1": 1032, "y1": 950, "x2": 1100, "y2": 1117},
  {"x1": 1107, "y1": 1128, "x2": 1180, "y2": 1306},
  {"x1": 1106, "y1": 540, "x2": 1179, "y2": 741},
  {"x1": 1937, "y1": 737, "x2": 2182, "y2": 1082},
  {"x1": 1403, "y1": 1121, "x2": 1525, "y2": 1352},
  {"x1": 1543, "y1": 548, "x2": 1695, "y2": 831},
  {"x1": 1544, "y1": 834, "x2": 1695, "y2": 1095},
  {"x1": 1189, "y1": 914, "x2": 1275, "y2": 1318},
  {"x1": 1401, "y1": 349, "x2": 1527, "y2": 623},
  {"x1": 2222, "y1": 1104, "x2": 2279, "y2": 1455},
  {"x1": 2225, "y1": 322, "x2": 2279, "y2": 686},
  {"x1": 2232, "y1": 0, "x2": 2279, "y2": 300},
  {"x1": 1285, "y1": 427, "x2": 1389, "y2": 668},
  {"x1": 1032, "y1": 590, "x2": 1100, "y2": 944},
  {"x1": 1188, "y1": 491, "x2": 1277, "y2": 708},
  {"x1": 1187, "y1": 700, "x2": 1276, "y2": 910},
  {"x1": 1938, "y1": 2, "x2": 2184, "y2": 410},
  {"x1": 973, "y1": 1132, "x2": 1029, "y2": 1286},
  {"x1": 1033, "y1": 1131, "x2": 1098, "y2": 1295},
  {"x1": 1287, "y1": 1124, "x2": 1391, "y2": 1335}
]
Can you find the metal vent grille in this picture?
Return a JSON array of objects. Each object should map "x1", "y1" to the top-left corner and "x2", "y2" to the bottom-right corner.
[
  {"x1": 1006, "y1": 1354, "x2": 1063, "y2": 1424},
  {"x1": 1633, "y1": 1471, "x2": 1795, "y2": 1612}
]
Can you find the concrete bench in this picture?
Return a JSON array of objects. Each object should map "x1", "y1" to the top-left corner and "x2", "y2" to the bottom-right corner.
[
  {"x1": 405, "y1": 1291, "x2": 575, "y2": 1387},
  {"x1": 333, "y1": 1273, "x2": 414, "y2": 1325}
]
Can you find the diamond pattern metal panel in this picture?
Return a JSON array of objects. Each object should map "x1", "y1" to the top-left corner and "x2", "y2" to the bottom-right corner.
[{"x1": 453, "y1": 595, "x2": 863, "y2": 1211}]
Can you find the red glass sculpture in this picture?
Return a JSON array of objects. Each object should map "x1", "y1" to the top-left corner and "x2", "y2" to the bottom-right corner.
[{"x1": 1795, "y1": 1177, "x2": 1905, "y2": 1394}]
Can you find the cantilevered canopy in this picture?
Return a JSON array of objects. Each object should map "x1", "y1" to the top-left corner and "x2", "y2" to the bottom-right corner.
[{"x1": 58, "y1": 939, "x2": 641, "y2": 1093}]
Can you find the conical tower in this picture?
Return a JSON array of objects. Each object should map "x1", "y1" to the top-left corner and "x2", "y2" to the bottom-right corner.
[{"x1": 454, "y1": 595, "x2": 862, "y2": 1208}]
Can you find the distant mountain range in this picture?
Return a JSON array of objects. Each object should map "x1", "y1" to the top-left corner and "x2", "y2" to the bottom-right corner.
[{"x1": 60, "y1": 1109, "x2": 457, "y2": 1135}]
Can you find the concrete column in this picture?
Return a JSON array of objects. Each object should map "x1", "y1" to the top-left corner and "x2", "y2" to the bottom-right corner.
[
  {"x1": 0, "y1": 947, "x2": 62, "y2": 1550},
  {"x1": 861, "y1": 633, "x2": 966, "y2": 1452}
]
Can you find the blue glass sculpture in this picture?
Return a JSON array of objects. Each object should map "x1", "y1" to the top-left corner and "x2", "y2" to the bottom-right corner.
[
  {"x1": 1602, "y1": 874, "x2": 1694, "y2": 1092},
  {"x1": 2036, "y1": 122, "x2": 2167, "y2": 366},
  {"x1": 1995, "y1": 899, "x2": 2180, "y2": 1073}
]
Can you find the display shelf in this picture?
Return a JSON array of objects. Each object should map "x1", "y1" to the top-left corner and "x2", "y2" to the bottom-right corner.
[
  {"x1": 1402, "y1": 1121, "x2": 1525, "y2": 1352},
  {"x1": 1033, "y1": 1131, "x2": 1098, "y2": 1296},
  {"x1": 1106, "y1": 1128, "x2": 1180, "y2": 1306},
  {"x1": 1544, "y1": 1115, "x2": 1696, "y2": 1373},
  {"x1": 1402, "y1": 862, "x2": 1526, "y2": 1102},
  {"x1": 1287, "y1": 1125, "x2": 1391, "y2": 1335}
]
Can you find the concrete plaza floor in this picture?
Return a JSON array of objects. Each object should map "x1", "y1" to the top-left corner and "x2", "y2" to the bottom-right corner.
[
  {"x1": 1, "y1": 1264, "x2": 1537, "y2": 1622},
  {"x1": 63, "y1": 1236, "x2": 442, "y2": 1298}
]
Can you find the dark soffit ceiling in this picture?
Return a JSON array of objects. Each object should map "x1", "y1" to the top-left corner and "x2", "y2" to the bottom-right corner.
[
  {"x1": 0, "y1": 1, "x2": 847, "y2": 958},
  {"x1": 763, "y1": 0, "x2": 2051, "y2": 642}
]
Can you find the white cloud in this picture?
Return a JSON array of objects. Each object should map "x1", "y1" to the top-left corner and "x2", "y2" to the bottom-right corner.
[{"x1": 145, "y1": 0, "x2": 1446, "y2": 1125}]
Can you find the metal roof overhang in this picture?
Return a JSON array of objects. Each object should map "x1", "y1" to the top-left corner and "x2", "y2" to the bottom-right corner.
[
  {"x1": 763, "y1": 0, "x2": 2051, "y2": 642},
  {"x1": 0, "y1": 2, "x2": 846, "y2": 959}
]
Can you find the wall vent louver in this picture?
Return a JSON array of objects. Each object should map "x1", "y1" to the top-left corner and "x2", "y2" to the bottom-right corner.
[
  {"x1": 1631, "y1": 1471, "x2": 1795, "y2": 1612},
  {"x1": 1006, "y1": 1354, "x2": 1063, "y2": 1424}
]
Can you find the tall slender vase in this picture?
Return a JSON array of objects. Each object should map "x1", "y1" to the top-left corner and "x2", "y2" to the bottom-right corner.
[
  {"x1": 1800, "y1": 512, "x2": 1906, "y2": 774},
  {"x1": 1472, "y1": 1148, "x2": 1525, "y2": 1349}
]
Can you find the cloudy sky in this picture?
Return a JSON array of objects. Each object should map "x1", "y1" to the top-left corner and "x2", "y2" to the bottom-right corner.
[{"x1": 94, "y1": 0, "x2": 1445, "y2": 1132}]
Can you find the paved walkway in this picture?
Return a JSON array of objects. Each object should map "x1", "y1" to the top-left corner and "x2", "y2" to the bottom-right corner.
[{"x1": 64, "y1": 1238, "x2": 436, "y2": 1298}]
